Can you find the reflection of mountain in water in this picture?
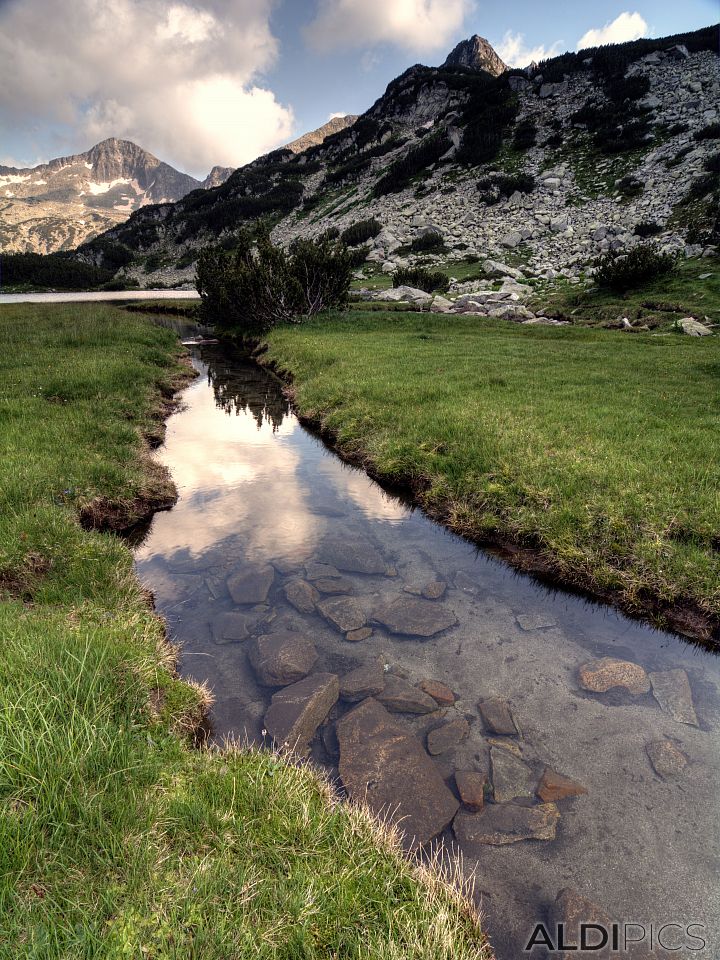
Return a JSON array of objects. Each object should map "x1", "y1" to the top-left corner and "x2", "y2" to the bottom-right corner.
[{"x1": 201, "y1": 347, "x2": 290, "y2": 431}]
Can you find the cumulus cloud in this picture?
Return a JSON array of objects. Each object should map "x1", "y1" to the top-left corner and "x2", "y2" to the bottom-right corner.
[
  {"x1": 305, "y1": 0, "x2": 473, "y2": 53},
  {"x1": 0, "y1": 0, "x2": 295, "y2": 175},
  {"x1": 494, "y1": 31, "x2": 562, "y2": 68},
  {"x1": 577, "y1": 11, "x2": 649, "y2": 50}
]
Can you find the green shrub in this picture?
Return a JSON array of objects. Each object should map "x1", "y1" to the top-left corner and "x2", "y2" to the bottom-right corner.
[
  {"x1": 196, "y1": 228, "x2": 353, "y2": 334},
  {"x1": 347, "y1": 245, "x2": 370, "y2": 268},
  {"x1": 477, "y1": 172, "x2": 535, "y2": 203},
  {"x1": 341, "y1": 218, "x2": 382, "y2": 246},
  {"x1": 618, "y1": 175, "x2": 644, "y2": 197},
  {"x1": 513, "y1": 120, "x2": 537, "y2": 150},
  {"x1": 374, "y1": 133, "x2": 451, "y2": 196},
  {"x1": 693, "y1": 122, "x2": 720, "y2": 141},
  {"x1": 593, "y1": 245, "x2": 675, "y2": 292},
  {"x1": 410, "y1": 230, "x2": 446, "y2": 253},
  {"x1": 0, "y1": 252, "x2": 114, "y2": 290},
  {"x1": 633, "y1": 221, "x2": 663, "y2": 237},
  {"x1": 393, "y1": 266, "x2": 449, "y2": 293}
]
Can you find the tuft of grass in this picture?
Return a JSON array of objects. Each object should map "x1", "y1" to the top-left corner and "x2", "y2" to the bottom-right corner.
[
  {"x1": 0, "y1": 303, "x2": 489, "y2": 959},
  {"x1": 265, "y1": 309, "x2": 720, "y2": 637}
]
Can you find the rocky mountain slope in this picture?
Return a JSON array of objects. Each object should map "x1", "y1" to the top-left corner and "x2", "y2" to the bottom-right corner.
[
  {"x1": 81, "y1": 26, "x2": 718, "y2": 294},
  {"x1": 442, "y1": 35, "x2": 507, "y2": 75},
  {"x1": 0, "y1": 138, "x2": 233, "y2": 254},
  {"x1": 284, "y1": 115, "x2": 359, "y2": 154}
]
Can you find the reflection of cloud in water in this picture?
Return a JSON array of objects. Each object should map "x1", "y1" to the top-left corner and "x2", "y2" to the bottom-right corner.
[
  {"x1": 332, "y1": 464, "x2": 409, "y2": 523},
  {"x1": 136, "y1": 374, "x2": 322, "y2": 563}
]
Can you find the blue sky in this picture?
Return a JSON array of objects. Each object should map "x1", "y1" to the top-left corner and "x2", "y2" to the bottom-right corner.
[{"x1": 0, "y1": 0, "x2": 716, "y2": 177}]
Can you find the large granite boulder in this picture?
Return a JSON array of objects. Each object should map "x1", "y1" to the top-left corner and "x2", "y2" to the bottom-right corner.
[
  {"x1": 248, "y1": 631, "x2": 317, "y2": 687},
  {"x1": 264, "y1": 673, "x2": 339, "y2": 754},
  {"x1": 337, "y1": 698, "x2": 459, "y2": 849}
]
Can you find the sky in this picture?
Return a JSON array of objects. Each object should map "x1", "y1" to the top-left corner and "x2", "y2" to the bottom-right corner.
[{"x1": 0, "y1": 0, "x2": 716, "y2": 178}]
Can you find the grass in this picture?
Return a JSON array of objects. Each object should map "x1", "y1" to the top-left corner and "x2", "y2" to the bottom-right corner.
[
  {"x1": 264, "y1": 310, "x2": 720, "y2": 641},
  {"x1": 531, "y1": 257, "x2": 720, "y2": 328},
  {"x1": 0, "y1": 303, "x2": 488, "y2": 959}
]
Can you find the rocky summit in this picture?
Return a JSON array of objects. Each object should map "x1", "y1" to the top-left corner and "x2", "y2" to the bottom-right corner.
[
  {"x1": 442, "y1": 35, "x2": 508, "y2": 75},
  {"x1": 0, "y1": 137, "x2": 232, "y2": 254},
  {"x1": 79, "y1": 25, "x2": 718, "y2": 297}
]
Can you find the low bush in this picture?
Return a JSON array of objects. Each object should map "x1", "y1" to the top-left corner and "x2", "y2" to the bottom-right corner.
[
  {"x1": 347, "y1": 245, "x2": 370, "y2": 268},
  {"x1": 410, "y1": 230, "x2": 446, "y2": 253},
  {"x1": 0, "y1": 252, "x2": 114, "y2": 290},
  {"x1": 693, "y1": 122, "x2": 720, "y2": 141},
  {"x1": 666, "y1": 144, "x2": 693, "y2": 168},
  {"x1": 341, "y1": 217, "x2": 382, "y2": 246},
  {"x1": 513, "y1": 120, "x2": 537, "y2": 150},
  {"x1": 593, "y1": 245, "x2": 675, "y2": 292},
  {"x1": 477, "y1": 172, "x2": 535, "y2": 203},
  {"x1": 633, "y1": 221, "x2": 663, "y2": 237},
  {"x1": 373, "y1": 133, "x2": 451, "y2": 196},
  {"x1": 393, "y1": 266, "x2": 449, "y2": 293},
  {"x1": 196, "y1": 227, "x2": 353, "y2": 334},
  {"x1": 617, "y1": 175, "x2": 644, "y2": 198}
]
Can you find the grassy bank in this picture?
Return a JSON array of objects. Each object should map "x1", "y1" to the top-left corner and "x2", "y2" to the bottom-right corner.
[
  {"x1": 0, "y1": 304, "x2": 487, "y2": 959},
  {"x1": 263, "y1": 311, "x2": 720, "y2": 643}
]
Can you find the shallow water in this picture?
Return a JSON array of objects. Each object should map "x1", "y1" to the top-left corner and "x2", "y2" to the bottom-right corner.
[
  {"x1": 0, "y1": 289, "x2": 198, "y2": 304},
  {"x1": 135, "y1": 343, "x2": 720, "y2": 959}
]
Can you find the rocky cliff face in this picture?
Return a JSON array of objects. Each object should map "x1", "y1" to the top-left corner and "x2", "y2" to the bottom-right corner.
[
  {"x1": 0, "y1": 138, "x2": 232, "y2": 254},
  {"x1": 442, "y1": 35, "x2": 508, "y2": 75},
  {"x1": 284, "y1": 115, "x2": 359, "y2": 154}
]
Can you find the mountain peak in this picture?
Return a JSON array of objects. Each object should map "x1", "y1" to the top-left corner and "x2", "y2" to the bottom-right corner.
[{"x1": 442, "y1": 35, "x2": 507, "y2": 76}]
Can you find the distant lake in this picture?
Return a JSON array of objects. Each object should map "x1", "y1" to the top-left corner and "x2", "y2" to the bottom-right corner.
[{"x1": 0, "y1": 289, "x2": 200, "y2": 304}]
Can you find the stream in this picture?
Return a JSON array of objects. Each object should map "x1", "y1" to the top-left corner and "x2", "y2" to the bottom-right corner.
[{"x1": 134, "y1": 339, "x2": 719, "y2": 959}]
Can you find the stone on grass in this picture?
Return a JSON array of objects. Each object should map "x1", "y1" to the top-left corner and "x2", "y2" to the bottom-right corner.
[
  {"x1": 478, "y1": 698, "x2": 519, "y2": 736},
  {"x1": 212, "y1": 611, "x2": 250, "y2": 644},
  {"x1": 284, "y1": 579, "x2": 319, "y2": 614},
  {"x1": 227, "y1": 565, "x2": 275, "y2": 604},
  {"x1": 646, "y1": 740, "x2": 688, "y2": 779},
  {"x1": 455, "y1": 771, "x2": 487, "y2": 811},
  {"x1": 372, "y1": 595, "x2": 457, "y2": 637},
  {"x1": 537, "y1": 767, "x2": 588, "y2": 802},
  {"x1": 319, "y1": 538, "x2": 386, "y2": 575},
  {"x1": 678, "y1": 318, "x2": 712, "y2": 337},
  {"x1": 377, "y1": 676, "x2": 437, "y2": 714},
  {"x1": 340, "y1": 660, "x2": 385, "y2": 701},
  {"x1": 578, "y1": 657, "x2": 650, "y2": 695},
  {"x1": 317, "y1": 596, "x2": 367, "y2": 633},
  {"x1": 454, "y1": 802, "x2": 559, "y2": 847},
  {"x1": 248, "y1": 631, "x2": 317, "y2": 687},
  {"x1": 337, "y1": 698, "x2": 459, "y2": 849},
  {"x1": 427, "y1": 718, "x2": 470, "y2": 755},
  {"x1": 264, "y1": 673, "x2": 339, "y2": 754},
  {"x1": 420, "y1": 679, "x2": 456, "y2": 706},
  {"x1": 649, "y1": 669, "x2": 698, "y2": 726},
  {"x1": 491, "y1": 746, "x2": 537, "y2": 802}
]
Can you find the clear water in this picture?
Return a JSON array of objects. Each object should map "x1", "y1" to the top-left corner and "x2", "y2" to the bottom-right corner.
[{"x1": 135, "y1": 343, "x2": 720, "y2": 959}]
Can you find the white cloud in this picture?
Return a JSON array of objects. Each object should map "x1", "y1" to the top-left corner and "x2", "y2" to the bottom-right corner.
[
  {"x1": 0, "y1": 0, "x2": 295, "y2": 176},
  {"x1": 577, "y1": 11, "x2": 648, "y2": 50},
  {"x1": 494, "y1": 30, "x2": 562, "y2": 68},
  {"x1": 327, "y1": 112, "x2": 348, "y2": 120},
  {"x1": 305, "y1": 0, "x2": 473, "y2": 53}
]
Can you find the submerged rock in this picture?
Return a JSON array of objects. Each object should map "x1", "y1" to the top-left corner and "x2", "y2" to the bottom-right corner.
[
  {"x1": 227, "y1": 565, "x2": 275, "y2": 604},
  {"x1": 420, "y1": 679, "x2": 456, "y2": 706},
  {"x1": 337, "y1": 698, "x2": 459, "y2": 848},
  {"x1": 422, "y1": 580, "x2": 447, "y2": 600},
  {"x1": 248, "y1": 631, "x2": 317, "y2": 687},
  {"x1": 578, "y1": 657, "x2": 650, "y2": 695},
  {"x1": 427, "y1": 718, "x2": 470, "y2": 755},
  {"x1": 305, "y1": 562, "x2": 341, "y2": 581},
  {"x1": 314, "y1": 576, "x2": 354, "y2": 595},
  {"x1": 649, "y1": 669, "x2": 698, "y2": 726},
  {"x1": 317, "y1": 596, "x2": 367, "y2": 633},
  {"x1": 319, "y1": 538, "x2": 387, "y2": 575},
  {"x1": 340, "y1": 660, "x2": 385, "y2": 701},
  {"x1": 284, "y1": 578, "x2": 319, "y2": 614},
  {"x1": 646, "y1": 739, "x2": 688, "y2": 779},
  {"x1": 490, "y1": 746, "x2": 537, "y2": 802},
  {"x1": 372, "y1": 595, "x2": 457, "y2": 637},
  {"x1": 377, "y1": 676, "x2": 437, "y2": 714},
  {"x1": 455, "y1": 770, "x2": 487, "y2": 811},
  {"x1": 454, "y1": 802, "x2": 560, "y2": 847},
  {"x1": 478, "y1": 698, "x2": 519, "y2": 736},
  {"x1": 211, "y1": 611, "x2": 250, "y2": 644},
  {"x1": 551, "y1": 888, "x2": 612, "y2": 959},
  {"x1": 346, "y1": 627, "x2": 373, "y2": 642},
  {"x1": 264, "y1": 672, "x2": 339, "y2": 754},
  {"x1": 537, "y1": 767, "x2": 588, "y2": 802}
]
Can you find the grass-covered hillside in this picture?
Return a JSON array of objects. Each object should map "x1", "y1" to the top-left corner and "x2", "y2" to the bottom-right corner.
[
  {"x1": 263, "y1": 310, "x2": 720, "y2": 644},
  {"x1": 0, "y1": 303, "x2": 488, "y2": 959}
]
